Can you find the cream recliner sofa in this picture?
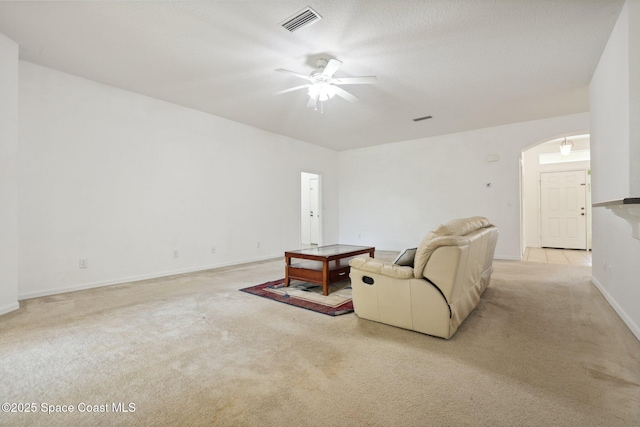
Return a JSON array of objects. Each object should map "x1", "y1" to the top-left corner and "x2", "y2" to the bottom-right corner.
[{"x1": 349, "y1": 216, "x2": 498, "y2": 339}]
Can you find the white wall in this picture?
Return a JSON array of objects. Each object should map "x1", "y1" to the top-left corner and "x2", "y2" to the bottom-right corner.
[
  {"x1": 522, "y1": 136, "x2": 591, "y2": 249},
  {"x1": 18, "y1": 61, "x2": 339, "y2": 299},
  {"x1": 338, "y1": 113, "x2": 589, "y2": 260},
  {"x1": 590, "y1": 0, "x2": 640, "y2": 340},
  {"x1": 0, "y1": 33, "x2": 19, "y2": 315}
]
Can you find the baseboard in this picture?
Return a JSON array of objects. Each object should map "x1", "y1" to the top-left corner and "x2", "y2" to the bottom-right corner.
[
  {"x1": 590, "y1": 276, "x2": 640, "y2": 342},
  {"x1": 17, "y1": 255, "x2": 280, "y2": 301},
  {"x1": 0, "y1": 301, "x2": 20, "y2": 316}
]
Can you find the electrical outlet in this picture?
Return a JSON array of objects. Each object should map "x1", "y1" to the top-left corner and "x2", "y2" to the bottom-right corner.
[
  {"x1": 79, "y1": 258, "x2": 88, "y2": 269},
  {"x1": 173, "y1": 250, "x2": 179, "y2": 258},
  {"x1": 211, "y1": 246, "x2": 216, "y2": 254},
  {"x1": 257, "y1": 241, "x2": 261, "y2": 248}
]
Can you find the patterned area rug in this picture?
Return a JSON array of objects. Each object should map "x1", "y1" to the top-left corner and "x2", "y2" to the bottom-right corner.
[{"x1": 240, "y1": 279, "x2": 353, "y2": 316}]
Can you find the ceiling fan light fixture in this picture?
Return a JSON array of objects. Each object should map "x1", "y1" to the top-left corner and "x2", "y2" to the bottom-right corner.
[
  {"x1": 307, "y1": 84, "x2": 319, "y2": 99},
  {"x1": 276, "y1": 57, "x2": 375, "y2": 110},
  {"x1": 308, "y1": 82, "x2": 336, "y2": 101}
]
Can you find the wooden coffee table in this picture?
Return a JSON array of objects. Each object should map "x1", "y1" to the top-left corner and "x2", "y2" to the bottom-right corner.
[{"x1": 284, "y1": 245, "x2": 375, "y2": 296}]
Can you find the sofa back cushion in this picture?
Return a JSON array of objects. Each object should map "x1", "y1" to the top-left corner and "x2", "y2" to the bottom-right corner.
[
  {"x1": 413, "y1": 216, "x2": 492, "y2": 279},
  {"x1": 426, "y1": 226, "x2": 497, "y2": 303},
  {"x1": 431, "y1": 216, "x2": 490, "y2": 237}
]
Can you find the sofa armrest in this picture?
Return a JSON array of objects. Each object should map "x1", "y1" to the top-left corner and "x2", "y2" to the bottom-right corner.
[{"x1": 349, "y1": 257, "x2": 414, "y2": 280}]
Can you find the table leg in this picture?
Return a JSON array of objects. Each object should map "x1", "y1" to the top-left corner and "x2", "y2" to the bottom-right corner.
[
  {"x1": 322, "y1": 261, "x2": 329, "y2": 296},
  {"x1": 284, "y1": 256, "x2": 291, "y2": 287}
]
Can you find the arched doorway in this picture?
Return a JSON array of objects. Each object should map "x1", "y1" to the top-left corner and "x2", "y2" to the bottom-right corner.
[{"x1": 521, "y1": 134, "x2": 592, "y2": 265}]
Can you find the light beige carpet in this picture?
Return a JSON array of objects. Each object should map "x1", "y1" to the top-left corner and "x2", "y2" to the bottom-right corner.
[{"x1": 1, "y1": 255, "x2": 639, "y2": 426}]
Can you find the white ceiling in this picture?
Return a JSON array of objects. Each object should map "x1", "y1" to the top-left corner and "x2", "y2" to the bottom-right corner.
[{"x1": 0, "y1": 1, "x2": 624, "y2": 151}]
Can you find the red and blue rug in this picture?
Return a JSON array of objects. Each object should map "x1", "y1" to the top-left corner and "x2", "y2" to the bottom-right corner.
[{"x1": 240, "y1": 278, "x2": 354, "y2": 316}]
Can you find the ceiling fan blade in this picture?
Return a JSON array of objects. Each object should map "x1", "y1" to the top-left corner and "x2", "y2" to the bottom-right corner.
[
  {"x1": 323, "y1": 59, "x2": 342, "y2": 77},
  {"x1": 275, "y1": 68, "x2": 313, "y2": 81},
  {"x1": 333, "y1": 86, "x2": 359, "y2": 103},
  {"x1": 332, "y1": 76, "x2": 377, "y2": 85},
  {"x1": 307, "y1": 92, "x2": 319, "y2": 108},
  {"x1": 275, "y1": 84, "x2": 310, "y2": 95}
]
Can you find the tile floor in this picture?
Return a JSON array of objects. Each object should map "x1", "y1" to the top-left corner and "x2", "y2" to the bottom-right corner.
[{"x1": 523, "y1": 247, "x2": 592, "y2": 266}]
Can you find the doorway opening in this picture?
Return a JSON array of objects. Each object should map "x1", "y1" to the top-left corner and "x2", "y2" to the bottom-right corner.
[
  {"x1": 301, "y1": 172, "x2": 322, "y2": 249},
  {"x1": 521, "y1": 134, "x2": 592, "y2": 258}
]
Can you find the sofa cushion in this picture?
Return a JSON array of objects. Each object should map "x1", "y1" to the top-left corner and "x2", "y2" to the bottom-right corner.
[
  {"x1": 393, "y1": 247, "x2": 417, "y2": 267},
  {"x1": 413, "y1": 216, "x2": 491, "y2": 279}
]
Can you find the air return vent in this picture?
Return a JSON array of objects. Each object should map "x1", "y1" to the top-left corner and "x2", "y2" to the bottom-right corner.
[{"x1": 280, "y1": 7, "x2": 322, "y2": 32}]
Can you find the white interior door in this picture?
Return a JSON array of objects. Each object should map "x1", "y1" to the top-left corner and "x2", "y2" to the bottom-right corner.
[
  {"x1": 309, "y1": 177, "x2": 319, "y2": 244},
  {"x1": 301, "y1": 172, "x2": 321, "y2": 247},
  {"x1": 540, "y1": 170, "x2": 587, "y2": 249}
]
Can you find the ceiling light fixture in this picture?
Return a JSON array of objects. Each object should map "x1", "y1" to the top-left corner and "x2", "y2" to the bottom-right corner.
[
  {"x1": 560, "y1": 137, "x2": 573, "y2": 156},
  {"x1": 308, "y1": 81, "x2": 336, "y2": 102},
  {"x1": 306, "y1": 81, "x2": 336, "y2": 113}
]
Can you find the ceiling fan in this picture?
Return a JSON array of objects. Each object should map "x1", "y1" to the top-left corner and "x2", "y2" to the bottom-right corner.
[{"x1": 275, "y1": 58, "x2": 377, "y2": 111}]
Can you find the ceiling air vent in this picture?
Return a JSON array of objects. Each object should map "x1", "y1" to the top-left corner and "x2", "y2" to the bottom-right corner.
[{"x1": 280, "y1": 7, "x2": 322, "y2": 32}]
